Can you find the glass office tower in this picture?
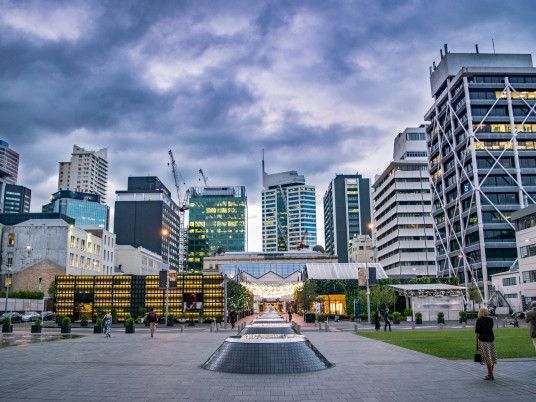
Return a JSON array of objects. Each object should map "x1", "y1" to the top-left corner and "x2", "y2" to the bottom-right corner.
[
  {"x1": 42, "y1": 190, "x2": 109, "y2": 229},
  {"x1": 188, "y1": 186, "x2": 247, "y2": 272}
]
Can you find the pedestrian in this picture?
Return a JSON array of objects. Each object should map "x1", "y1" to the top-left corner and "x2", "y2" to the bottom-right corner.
[
  {"x1": 384, "y1": 308, "x2": 391, "y2": 331},
  {"x1": 230, "y1": 309, "x2": 237, "y2": 329},
  {"x1": 146, "y1": 308, "x2": 158, "y2": 338},
  {"x1": 475, "y1": 306, "x2": 497, "y2": 380},
  {"x1": 104, "y1": 311, "x2": 112, "y2": 337},
  {"x1": 288, "y1": 309, "x2": 293, "y2": 323},
  {"x1": 525, "y1": 301, "x2": 536, "y2": 351},
  {"x1": 374, "y1": 310, "x2": 381, "y2": 331}
]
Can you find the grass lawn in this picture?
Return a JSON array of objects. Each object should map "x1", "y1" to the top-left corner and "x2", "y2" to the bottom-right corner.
[{"x1": 356, "y1": 328, "x2": 536, "y2": 360}]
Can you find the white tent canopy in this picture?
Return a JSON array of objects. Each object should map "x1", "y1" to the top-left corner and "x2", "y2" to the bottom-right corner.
[{"x1": 304, "y1": 263, "x2": 388, "y2": 280}]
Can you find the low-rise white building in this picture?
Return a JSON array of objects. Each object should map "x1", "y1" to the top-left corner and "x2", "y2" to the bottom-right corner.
[
  {"x1": 490, "y1": 270, "x2": 522, "y2": 312},
  {"x1": 116, "y1": 245, "x2": 162, "y2": 275},
  {"x1": 347, "y1": 235, "x2": 373, "y2": 263}
]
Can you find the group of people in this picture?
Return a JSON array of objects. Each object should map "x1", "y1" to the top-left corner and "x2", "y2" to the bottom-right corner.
[{"x1": 373, "y1": 308, "x2": 392, "y2": 332}]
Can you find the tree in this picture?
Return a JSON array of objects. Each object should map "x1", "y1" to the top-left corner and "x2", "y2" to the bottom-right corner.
[
  {"x1": 48, "y1": 280, "x2": 55, "y2": 299},
  {"x1": 469, "y1": 285, "x2": 482, "y2": 303},
  {"x1": 370, "y1": 286, "x2": 397, "y2": 311},
  {"x1": 227, "y1": 280, "x2": 253, "y2": 310},
  {"x1": 294, "y1": 281, "x2": 318, "y2": 312}
]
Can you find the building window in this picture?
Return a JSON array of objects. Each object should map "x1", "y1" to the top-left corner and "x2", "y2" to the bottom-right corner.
[
  {"x1": 520, "y1": 244, "x2": 536, "y2": 258},
  {"x1": 8, "y1": 234, "x2": 14, "y2": 246},
  {"x1": 70, "y1": 236, "x2": 75, "y2": 247},
  {"x1": 81, "y1": 239, "x2": 85, "y2": 250},
  {"x1": 502, "y1": 277, "x2": 517, "y2": 286},
  {"x1": 80, "y1": 256, "x2": 85, "y2": 269},
  {"x1": 69, "y1": 253, "x2": 74, "y2": 266},
  {"x1": 523, "y1": 270, "x2": 536, "y2": 283},
  {"x1": 504, "y1": 293, "x2": 518, "y2": 299}
]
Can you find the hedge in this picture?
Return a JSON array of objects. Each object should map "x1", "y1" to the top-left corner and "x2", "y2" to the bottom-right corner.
[{"x1": 0, "y1": 290, "x2": 44, "y2": 299}]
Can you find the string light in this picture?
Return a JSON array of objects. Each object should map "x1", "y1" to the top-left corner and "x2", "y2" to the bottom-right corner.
[{"x1": 242, "y1": 282, "x2": 304, "y2": 298}]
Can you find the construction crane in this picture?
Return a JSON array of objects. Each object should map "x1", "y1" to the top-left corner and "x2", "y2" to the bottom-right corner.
[
  {"x1": 297, "y1": 230, "x2": 309, "y2": 250},
  {"x1": 198, "y1": 169, "x2": 209, "y2": 187},
  {"x1": 168, "y1": 150, "x2": 189, "y2": 272}
]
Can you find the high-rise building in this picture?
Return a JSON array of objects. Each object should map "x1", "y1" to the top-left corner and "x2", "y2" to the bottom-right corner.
[
  {"x1": 42, "y1": 190, "x2": 109, "y2": 230},
  {"x1": 58, "y1": 145, "x2": 108, "y2": 203},
  {"x1": 371, "y1": 127, "x2": 435, "y2": 276},
  {"x1": 114, "y1": 176, "x2": 181, "y2": 270},
  {"x1": 0, "y1": 140, "x2": 19, "y2": 185},
  {"x1": 323, "y1": 173, "x2": 371, "y2": 263},
  {"x1": 424, "y1": 46, "x2": 536, "y2": 302},
  {"x1": 262, "y1": 160, "x2": 317, "y2": 251},
  {"x1": 188, "y1": 186, "x2": 247, "y2": 272},
  {"x1": 2, "y1": 184, "x2": 31, "y2": 214}
]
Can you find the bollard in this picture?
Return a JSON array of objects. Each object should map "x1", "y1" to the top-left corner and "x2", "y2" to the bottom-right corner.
[
  {"x1": 354, "y1": 324, "x2": 358, "y2": 332},
  {"x1": 314, "y1": 321, "x2": 317, "y2": 327},
  {"x1": 439, "y1": 323, "x2": 444, "y2": 330},
  {"x1": 462, "y1": 322, "x2": 466, "y2": 329},
  {"x1": 296, "y1": 324, "x2": 301, "y2": 334},
  {"x1": 318, "y1": 322, "x2": 322, "y2": 331},
  {"x1": 502, "y1": 319, "x2": 506, "y2": 329},
  {"x1": 216, "y1": 323, "x2": 220, "y2": 331},
  {"x1": 325, "y1": 323, "x2": 329, "y2": 332},
  {"x1": 210, "y1": 323, "x2": 213, "y2": 332},
  {"x1": 412, "y1": 323, "x2": 415, "y2": 330},
  {"x1": 181, "y1": 325, "x2": 184, "y2": 333}
]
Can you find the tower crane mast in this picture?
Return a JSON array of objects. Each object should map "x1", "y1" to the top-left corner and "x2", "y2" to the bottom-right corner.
[{"x1": 168, "y1": 150, "x2": 189, "y2": 272}]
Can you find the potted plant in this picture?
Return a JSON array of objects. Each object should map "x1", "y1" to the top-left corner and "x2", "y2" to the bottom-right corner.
[
  {"x1": 94, "y1": 317, "x2": 103, "y2": 334},
  {"x1": 305, "y1": 311, "x2": 316, "y2": 323},
  {"x1": 459, "y1": 311, "x2": 468, "y2": 323},
  {"x1": 188, "y1": 316, "x2": 195, "y2": 326},
  {"x1": 31, "y1": 318, "x2": 42, "y2": 334},
  {"x1": 167, "y1": 314, "x2": 175, "y2": 326},
  {"x1": 2, "y1": 316, "x2": 13, "y2": 333},
  {"x1": 177, "y1": 314, "x2": 187, "y2": 324},
  {"x1": 125, "y1": 317, "x2": 135, "y2": 334},
  {"x1": 111, "y1": 308, "x2": 118, "y2": 324},
  {"x1": 437, "y1": 311, "x2": 445, "y2": 324},
  {"x1": 215, "y1": 314, "x2": 224, "y2": 323},
  {"x1": 393, "y1": 311, "x2": 401, "y2": 324},
  {"x1": 198, "y1": 314, "x2": 205, "y2": 324},
  {"x1": 80, "y1": 314, "x2": 89, "y2": 327},
  {"x1": 204, "y1": 317, "x2": 214, "y2": 324},
  {"x1": 124, "y1": 313, "x2": 132, "y2": 326},
  {"x1": 415, "y1": 312, "x2": 423, "y2": 324},
  {"x1": 138, "y1": 307, "x2": 147, "y2": 324},
  {"x1": 61, "y1": 316, "x2": 71, "y2": 334}
]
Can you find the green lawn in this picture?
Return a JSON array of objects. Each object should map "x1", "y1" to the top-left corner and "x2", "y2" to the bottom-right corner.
[{"x1": 356, "y1": 328, "x2": 536, "y2": 360}]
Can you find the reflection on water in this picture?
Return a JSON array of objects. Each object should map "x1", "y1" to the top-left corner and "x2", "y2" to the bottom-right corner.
[{"x1": 1, "y1": 334, "x2": 85, "y2": 348}]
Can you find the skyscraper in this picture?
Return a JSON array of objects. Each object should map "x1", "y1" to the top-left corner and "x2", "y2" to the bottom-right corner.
[
  {"x1": 3, "y1": 184, "x2": 31, "y2": 214},
  {"x1": 262, "y1": 159, "x2": 317, "y2": 251},
  {"x1": 371, "y1": 127, "x2": 435, "y2": 276},
  {"x1": 425, "y1": 46, "x2": 536, "y2": 302},
  {"x1": 42, "y1": 190, "x2": 109, "y2": 229},
  {"x1": 58, "y1": 145, "x2": 108, "y2": 203},
  {"x1": 324, "y1": 173, "x2": 371, "y2": 263},
  {"x1": 114, "y1": 176, "x2": 181, "y2": 270},
  {"x1": 0, "y1": 140, "x2": 19, "y2": 185},
  {"x1": 188, "y1": 186, "x2": 247, "y2": 272}
]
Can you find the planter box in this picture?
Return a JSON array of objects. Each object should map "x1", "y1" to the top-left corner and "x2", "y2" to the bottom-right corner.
[
  {"x1": 459, "y1": 318, "x2": 467, "y2": 323},
  {"x1": 167, "y1": 321, "x2": 174, "y2": 327},
  {"x1": 61, "y1": 325, "x2": 71, "y2": 334},
  {"x1": 31, "y1": 325, "x2": 42, "y2": 334},
  {"x1": 305, "y1": 313, "x2": 316, "y2": 323},
  {"x1": 2, "y1": 324, "x2": 13, "y2": 333},
  {"x1": 437, "y1": 318, "x2": 445, "y2": 324},
  {"x1": 94, "y1": 325, "x2": 102, "y2": 334},
  {"x1": 188, "y1": 321, "x2": 195, "y2": 326},
  {"x1": 393, "y1": 319, "x2": 401, "y2": 324},
  {"x1": 125, "y1": 326, "x2": 135, "y2": 334},
  {"x1": 178, "y1": 319, "x2": 187, "y2": 324},
  {"x1": 80, "y1": 321, "x2": 88, "y2": 327},
  {"x1": 416, "y1": 318, "x2": 423, "y2": 324}
]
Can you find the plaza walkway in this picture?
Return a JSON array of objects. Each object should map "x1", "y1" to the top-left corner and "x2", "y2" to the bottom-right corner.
[{"x1": 0, "y1": 320, "x2": 534, "y2": 401}]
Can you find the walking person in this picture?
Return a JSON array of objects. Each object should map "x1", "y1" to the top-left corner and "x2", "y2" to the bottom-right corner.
[
  {"x1": 475, "y1": 306, "x2": 497, "y2": 380},
  {"x1": 374, "y1": 311, "x2": 381, "y2": 332},
  {"x1": 230, "y1": 309, "x2": 238, "y2": 329},
  {"x1": 288, "y1": 309, "x2": 293, "y2": 323},
  {"x1": 104, "y1": 311, "x2": 112, "y2": 337},
  {"x1": 384, "y1": 308, "x2": 391, "y2": 331},
  {"x1": 525, "y1": 301, "x2": 536, "y2": 351},
  {"x1": 146, "y1": 308, "x2": 158, "y2": 338}
]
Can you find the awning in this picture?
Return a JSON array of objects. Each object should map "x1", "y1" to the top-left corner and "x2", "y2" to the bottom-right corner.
[{"x1": 304, "y1": 263, "x2": 388, "y2": 280}]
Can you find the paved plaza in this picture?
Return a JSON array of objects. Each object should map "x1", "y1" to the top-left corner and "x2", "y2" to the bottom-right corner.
[{"x1": 1, "y1": 318, "x2": 535, "y2": 401}]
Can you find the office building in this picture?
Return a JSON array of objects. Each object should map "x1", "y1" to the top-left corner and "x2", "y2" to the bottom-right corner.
[
  {"x1": 114, "y1": 176, "x2": 181, "y2": 270},
  {"x1": 58, "y1": 145, "x2": 108, "y2": 202},
  {"x1": 371, "y1": 127, "x2": 435, "y2": 276},
  {"x1": 347, "y1": 235, "x2": 373, "y2": 263},
  {"x1": 3, "y1": 184, "x2": 31, "y2": 214},
  {"x1": 42, "y1": 190, "x2": 109, "y2": 229},
  {"x1": 262, "y1": 160, "x2": 317, "y2": 252},
  {"x1": 424, "y1": 46, "x2": 536, "y2": 302},
  {"x1": 511, "y1": 204, "x2": 536, "y2": 309},
  {"x1": 0, "y1": 140, "x2": 19, "y2": 184},
  {"x1": 188, "y1": 186, "x2": 247, "y2": 272},
  {"x1": 116, "y1": 245, "x2": 163, "y2": 275},
  {"x1": 324, "y1": 173, "x2": 371, "y2": 263}
]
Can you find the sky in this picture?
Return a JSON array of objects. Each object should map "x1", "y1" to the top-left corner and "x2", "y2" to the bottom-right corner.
[{"x1": 2, "y1": 0, "x2": 536, "y2": 251}]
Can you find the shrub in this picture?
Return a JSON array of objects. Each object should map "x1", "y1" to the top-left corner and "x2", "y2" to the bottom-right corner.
[
  {"x1": 125, "y1": 317, "x2": 135, "y2": 327},
  {"x1": 138, "y1": 306, "x2": 147, "y2": 319},
  {"x1": 403, "y1": 308, "x2": 412, "y2": 317},
  {"x1": 466, "y1": 312, "x2": 478, "y2": 319},
  {"x1": 96, "y1": 318, "x2": 104, "y2": 326},
  {"x1": 393, "y1": 312, "x2": 401, "y2": 319},
  {"x1": 459, "y1": 311, "x2": 467, "y2": 318},
  {"x1": 415, "y1": 312, "x2": 423, "y2": 319},
  {"x1": 34, "y1": 318, "x2": 42, "y2": 326},
  {"x1": 80, "y1": 314, "x2": 88, "y2": 323},
  {"x1": 124, "y1": 313, "x2": 131, "y2": 322},
  {"x1": 437, "y1": 312, "x2": 445, "y2": 319},
  {"x1": 0, "y1": 290, "x2": 44, "y2": 299},
  {"x1": 204, "y1": 317, "x2": 214, "y2": 323},
  {"x1": 62, "y1": 316, "x2": 71, "y2": 326},
  {"x1": 167, "y1": 314, "x2": 175, "y2": 323},
  {"x1": 2, "y1": 316, "x2": 11, "y2": 325}
]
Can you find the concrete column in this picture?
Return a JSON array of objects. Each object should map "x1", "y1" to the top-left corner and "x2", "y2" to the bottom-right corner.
[
  {"x1": 325, "y1": 323, "x2": 329, "y2": 332},
  {"x1": 354, "y1": 324, "x2": 358, "y2": 332},
  {"x1": 180, "y1": 325, "x2": 184, "y2": 333},
  {"x1": 318, "y1": 322, "x2": 322, "y2": 331}
]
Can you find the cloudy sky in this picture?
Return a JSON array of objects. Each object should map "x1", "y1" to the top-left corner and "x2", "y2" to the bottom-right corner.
[{"x1": 2, "y1": 0, "x2": 536, "y2": 250}]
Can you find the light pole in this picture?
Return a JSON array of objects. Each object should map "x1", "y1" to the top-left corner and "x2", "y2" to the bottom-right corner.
[
  {"x1": 4, "y1": 266, "x2": 12, "y2": 313},
  {"x1": 162, "y1": 228, "x2": 170, "y2": 326},
  {"x1": 365, "y1": 263, "x2": 371, "y2": 325},
  {"x1": 223, "y1": 274, "x2": 228, "y2": 329}
]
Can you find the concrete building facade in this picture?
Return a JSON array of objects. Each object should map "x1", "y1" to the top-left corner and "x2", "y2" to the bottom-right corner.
[
  {"x1": 116, "y1": 245, "x2": 163, "y2": 275},
  {"x1": 347, "y1": 235, "x2": 373, "y2": 263},
  {"x1": 58, "y1": 145, "x2": 108, "y2": 203},
  {"x1": 424, "y1": 47, "x2": 536, "y2": 302},
  {"x1": 324, "y1": 173, "x2": 371, "y2": 263},
  {"x1": 371, "y1": 127, "x2": 435, "y2": 276},
  {"x1": 511, "y1": 204, "x2": 536, "y2": 309}
]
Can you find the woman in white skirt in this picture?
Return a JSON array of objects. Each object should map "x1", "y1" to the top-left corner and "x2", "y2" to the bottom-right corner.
[{"x1": 475, "y1": 307, "x2": 497, "y2": 380}]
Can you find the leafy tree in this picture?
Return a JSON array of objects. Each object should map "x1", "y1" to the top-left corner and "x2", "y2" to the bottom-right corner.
[
  {"x1": 370, "y1": 286, "x2": 397, "y2": 311},
  {"x1": 48, "y1": 280, "x2": 55, "y2": 299},
  {"x1": 469, "y1": 285, "x2": 482, "y2": 303},
  {"x1": 227, "y1": 280, "x2": 253, "y2": 310},
  {"x1": 294, "y1": 281, "x2": 318, "y2": 312}
]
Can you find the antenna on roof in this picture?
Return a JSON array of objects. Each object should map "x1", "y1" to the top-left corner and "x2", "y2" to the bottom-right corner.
[
  {"x1": 475, "y1": 44, "x2": 479, "y2": 54},
  {"x1": 492, "y1": 39, "x2": 496, "y2": 54}
]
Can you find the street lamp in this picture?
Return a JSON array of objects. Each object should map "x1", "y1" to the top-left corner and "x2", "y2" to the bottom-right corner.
[
  {"x1": 4, "y1": 266, "x2": 12, "y2": 313},
  {"x1": 162, "y1": 228, "x2": 170, "y2": 326}
]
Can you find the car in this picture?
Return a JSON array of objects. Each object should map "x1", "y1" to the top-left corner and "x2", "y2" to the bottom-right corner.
[
  {"x1": 1, "y1": 312, "x2": 22, "y2": 323},
  {"x1": 41, "y1": 311, "x2": 54, "y2": 321},
  {"x1": 21, "y1": 311, "x2": 41, "y2": 322},
  {"x1": 511, "y1": 311, "x2": 526, "y2": 319}
]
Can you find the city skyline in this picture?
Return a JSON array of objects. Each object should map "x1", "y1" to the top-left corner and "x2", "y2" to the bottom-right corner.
[{"x1": 3, "y1": 1, "x2": 536, "y2": 251}]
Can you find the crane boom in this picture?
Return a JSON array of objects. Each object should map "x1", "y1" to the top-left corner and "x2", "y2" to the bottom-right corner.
[
  {"x1": 168, "y1": 149, "x2": 189, "y2": 273},
  {"x1": 199, "y1": 169, "x2": 208, "y2": 187}
]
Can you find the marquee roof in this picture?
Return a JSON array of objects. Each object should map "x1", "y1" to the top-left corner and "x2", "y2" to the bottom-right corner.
[{"x1": 304, "y1": 263, "x2": 388, "y2": 280}]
